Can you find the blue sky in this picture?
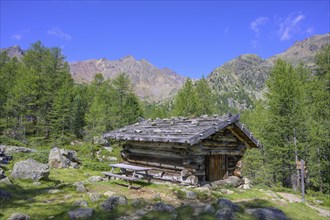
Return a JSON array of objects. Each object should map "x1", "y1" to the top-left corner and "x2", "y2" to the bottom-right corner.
[{"x1": 1, "y1": 1, "x2": 329, "y2": 78}]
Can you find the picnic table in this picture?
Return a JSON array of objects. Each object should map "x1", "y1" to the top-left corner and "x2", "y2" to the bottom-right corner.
[{"x1": 101, "y1": 163, "x2": 153, "y2": 188}]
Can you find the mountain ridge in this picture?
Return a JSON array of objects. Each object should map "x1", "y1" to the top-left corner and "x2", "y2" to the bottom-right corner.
[{"x1": 1, "y1": 33, "x2": 329, "y2": 105}]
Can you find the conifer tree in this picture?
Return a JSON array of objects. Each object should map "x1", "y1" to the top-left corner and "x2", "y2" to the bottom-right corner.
[{"x1": 173, "y1": 78, "x2": 197, "y2": 116}]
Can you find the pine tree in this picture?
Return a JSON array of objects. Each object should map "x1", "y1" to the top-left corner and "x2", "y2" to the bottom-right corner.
[
  {"x1": 173, "y1": 79, "x2": 197, "y2": 116},
  {"x1": 305, "y1": 45, "x2": 330, "y2": 193},
  {"x1": 260, "y1": 59, "x2": 307, "y2": 188},
  {"x1": 195, "y1": 76, "x2": 215, "y2": 116}
]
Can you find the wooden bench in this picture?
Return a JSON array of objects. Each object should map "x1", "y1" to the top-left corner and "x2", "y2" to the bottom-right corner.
[
  {"x1": 102, "y1": 172, "x2": 139, "y2": 181},
  {"x1": 102, "y1": 172, "x2": 140, "y2": 188},
  {"x1": 102, "y1": 163, "x2": 154, "y2": 188}
]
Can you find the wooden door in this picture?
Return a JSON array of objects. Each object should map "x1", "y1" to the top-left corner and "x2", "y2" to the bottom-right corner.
[{"x1": 205, "y1": 155, "x2": 227, "y2": 182}]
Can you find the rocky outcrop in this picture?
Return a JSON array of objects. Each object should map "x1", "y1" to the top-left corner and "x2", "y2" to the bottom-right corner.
[
  {"x1": 153, "y1": 202, "x2": 176, "y2": 213},
  {"x1": 268, "y1": 33, "x2": 330, "y2": 68},
  {"x1": 216, "y1": 198, "x2": 240, "y2": 212},
  {"x1": 7, "y1": 213, "x2": 30, "y2": 220},
  {"x1": 68, "y1": 208, "x2": 94, "y2": 220},
  {"x1": 48, "y1": 148, "x2": 80, "y2": 168},
  {"x1": 211, "y1": 176, "x2": 244, "y2": 188},
  {"x1": 100, "y1": 195, "x2": 128, "y2": 212},
  {"x1": 0, "y1": 145, "x2": 36, "y2": 154},
  {"x1": 246, "y1": 207, "x2": 290, "y2": 220},
  {"x1": 0, "y1": 45, "x2": 24, "y2": 60},
  {"x1": 11, "y1": 159, "x2": 49, "y2": 180},
  {"x1": 0, "y1": 189, "x2": 11, "y2": 200},
  {"x1": 73, "y1": 182, "x2": 87, "y2": 193}
]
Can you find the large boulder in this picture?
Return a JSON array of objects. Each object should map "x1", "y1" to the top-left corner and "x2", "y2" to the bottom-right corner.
[
  {"x1": 153, "y1": 202, "x2": 176, "y2": 213},
  {"x1": 68, "y1": 208, "x2": 94, "y2": 220},
  {"x1": 7, "y1": 213, "x2": 30, "y2": 220},
  {"x1": 73, "y1": 182, "x2": 87, "y2": 193},
  {"x1": 48, "y1": 148, "x2": 80, "y2": 168},
  {"x1": 11, "y1": 159, "x2": 49, "y2": 180},
  {"x1": 215, "y1": 209, "x2": 235, "y2": 220},
  {"x1": 0, "y1": 189, "x2": 11, "y2": 200},
  {"x1": 100, "y1": 195, "x2": 127, "y2": 211},
  {"x1": 212, "y1": 176, "x2": 243, "y2": 188},
  {"x1": 216, "y1": 198, "x2": 240, "y2": 212},
  {"x1": 247, "y1": 207, "x2": 289, "y2": 220}
]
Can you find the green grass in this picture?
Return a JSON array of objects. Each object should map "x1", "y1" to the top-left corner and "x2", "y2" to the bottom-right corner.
[{"x1": 1, "y1": 143, "x2": 329, "y2": 220}]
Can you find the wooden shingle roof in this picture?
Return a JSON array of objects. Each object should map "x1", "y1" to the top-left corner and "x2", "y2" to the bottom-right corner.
[{"x1": 103, "y1": 113, "x2": 261, "y2": 148}]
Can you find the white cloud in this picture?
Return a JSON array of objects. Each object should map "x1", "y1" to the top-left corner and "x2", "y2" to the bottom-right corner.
[
  {"x1": 250, "y1": 17, "x2": 268, "y2": 36},
  {"x1": 47, "y1": 27, "x2": 72, "y2": 41},
  {"x1": 278, "y1": 13, "x2": 305, "y2": 41},
  {"x1": 251, "y1": 39, "x2": 258, "y2": 48},
  {"x1": 11, "y1": 34, "x2": 22, "y2": 40}
]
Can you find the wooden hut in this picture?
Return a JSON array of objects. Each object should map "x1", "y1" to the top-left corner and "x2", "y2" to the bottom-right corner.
[{"x1": 103, "y1": 113, "x2": 261, "y2": 185}]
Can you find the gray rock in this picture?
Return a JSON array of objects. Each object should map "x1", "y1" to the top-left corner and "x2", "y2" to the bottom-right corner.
[
  {"x1": 48, "y1": 189, "x2": 62, "y2": 194},
  {"x1": 11, "y1": 159, "x2": 49, "y2": 180},
  {"x1": 153, "y1": 194, "x2": 161, "y2": 201},
  {"x1": 0, "y1": 177, "x2": 12, "y2": 185},
  {"x1": 33, "y1": 181, "x2": 41, "y2": 186},
  {"x1": 73, "y1": 200, "x2": 88, "y2": 207},
  {"x1": 131, "y1": 198, "x2": 146, "y2": 207},
  {"x1": 226, "y1": 176, "x2": 243, "y2": 187},
  {"x1": 204, "y1": 204, "x2": 215, "y2": 213},
  {"x1": 247, "y1": 207, "x2": 289, "y2": 220},
  {"x1": 215, "y1": 209, "x2": 235, "y2": 220},
  {"x1": 7, "y1": 213, "x2": 30, "y2": 220},
  {"x1": 153, "y1": 202, "x2": 176, "y2": 213},
  {"x1": 0, "y1": 145, "x2": 36, "y2": 154},
  {"x1": 107, "y1": 156, "x2": 118, "y2": 161},
  {"x1": 103, "y1": 147, "x2": 113, "y2": 152},
  {"x1": 68, "y1": 208, "x2": 94, "y2": 220},
  {"x1": 134, "y1": 209, "x2": 149, "y2": 217},
  {"x1": 73, "y1": 182, "x2": 87, "y2": 193},
  {"x1": 87, "y1": 176, "x2": 103, "y2": 182},
  {"x1": 185, "y1": 190, "x2": 197, "y2": 199},
  {"x1": 64, "y1": 195, "x2": 73, "y2": 200},
  {"x1": 0, "y1": 189, "x2": 11, "y2": 200},
  {"x1": 0, "y1": 168, "x2": 5, "y2": 179},
  {"x1": 88, "y1": 192, "x2": 101, "y2": 202},
  {"x1": 48, "y1": 148, "x2": 80, "y2": 169},
  {"x1": 216, "y1": 198, "x2": 240, "y2": 212},
  {"x1": 100, "y1": 195, "x2": 127, "y2": 211}
]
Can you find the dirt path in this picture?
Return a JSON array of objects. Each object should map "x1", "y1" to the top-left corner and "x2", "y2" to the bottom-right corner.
[{"x1": 278, "y1": 192, "x2": 330, "y2": 218}]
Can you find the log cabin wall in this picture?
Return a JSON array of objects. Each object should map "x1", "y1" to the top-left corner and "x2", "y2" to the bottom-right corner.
[
  {"x1": 120, "y1": 128, "x2": 245, "y2": 183},
  {"x1": 103, "y1": 113, "x2": 261, "y2": 184}
]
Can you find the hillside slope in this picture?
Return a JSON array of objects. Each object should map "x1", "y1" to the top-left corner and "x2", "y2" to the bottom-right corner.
[{"x1": 207, "y1": 33, "x2": 329, "y2": 110}]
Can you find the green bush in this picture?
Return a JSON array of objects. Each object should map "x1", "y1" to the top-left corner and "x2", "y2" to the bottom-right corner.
[
  {"x1": 9, "y1": 150, "x2": 49, "y2": 164},
  {"x1": 0, "y1": 135, "x2": 25, "y2": 146},
  {"x1": 82, "y1": 160, "x2": 110, "y2": 171}
]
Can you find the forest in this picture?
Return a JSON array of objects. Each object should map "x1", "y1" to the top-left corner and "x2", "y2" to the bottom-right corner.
[{"x1": 0, "y1": 41, "x2": 329, "y2": 195}]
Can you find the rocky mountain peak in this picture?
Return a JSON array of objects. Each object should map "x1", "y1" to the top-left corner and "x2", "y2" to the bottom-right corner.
[
  {"x1": 268, "y1": 33, "x2": 330, "y2": 67},
  {"x1": 69, "y1": 56, "x2": 185, "y2": 102},
  {"x1": 0, "y1": 45, "x2": 24, "y2": 60}
]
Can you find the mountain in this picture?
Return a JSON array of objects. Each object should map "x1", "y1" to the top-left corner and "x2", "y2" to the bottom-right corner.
[
  {"x1": 0, "y1": 45, "x2": 24, "y2": 60},
  {"x1": 268, "y1": 34, "x2": 330, "y2": 68},
  {"x1": 1, "y1": 33, "x2": 328, "y2": 106},
  {"x1": 207, "y1": 33, "x2": 329, "y2": 110},
  {"x1": 70, "y1": 56, "x2": 185, "y2": 102}
]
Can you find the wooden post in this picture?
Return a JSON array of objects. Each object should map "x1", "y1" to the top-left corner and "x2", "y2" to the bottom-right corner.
[{"x1": 301, "y1": 159, "x2": 305, "y2": 203}]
